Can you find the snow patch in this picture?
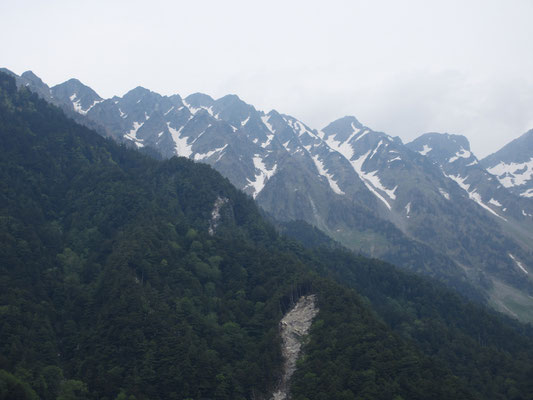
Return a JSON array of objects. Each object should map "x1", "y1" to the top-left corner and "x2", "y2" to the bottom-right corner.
[
  {"x1": 164, "y1": 106, "x2": 174, "y2": 115},
  {"x1": 418, "y1": 144, "x2": 432, "y2": 156},
  {"x1": 509, "y1": 253, "x2": 529, "y2": 274},
  {"x1": 446, "y1": 174, "x2": 507, "y2": 221},
  {"x1": 353, "y1": 128, "x2": 368, "y2": 142},
  {"x1": 439, "y1": 188, "x2": 450, "y2": 200},
  {"x1": 324, "y1": 129, "x2": 361, "y2": 160},
  {"x1": 521, "y1": 188, "x2": 533, "y2": 198},
  {"x1": 488, "y1": 198, "x2": 502, "y2": 207},
  {"x1": 351, "y1": 123, "x2": 361, "y2": 136},
  {"x1": 167, "y1": 122, "x2": 193, "y2": 158},
  {"x1": 295, "y1": 121, "x2": 309, "y2": 137},
  {"x1": 194, "y1": 144, "x2": 228, "y2": 161},
  {"x1": 311, "y1": 155, "x2": 345, "y2": 195},
  {"x1": 469, "y1": 191, "x2": 506, "y2": 220},
  {"x1": 86, "y1": 99, "x2": 103, "y2": 113},
  {"x1": 369, "y1": 140, "x2": 384, "y2": 160},
  {"x1": 261, "y1": 134, "x2": 274, "y2": 148},
  {"x1": 72, "y1": 98, "x2": 84, "y2": 114},
  {"x1": 350, "y1": 150, "x2": 397, "y2": 210},
  {"x1": 405, "y1": 202, "x2": 411, "y2": 218},
  {"x1": 69, "y1": 93, "x2": 84, "y2": 115},
  {"x1": 182, "y1": 99, "x2": 215, "y2": 117},
  {"x1": 261, "y1": 115, "x2": 276, "y2": 134},
  {"x1": 71, "y1": 95, "x2": 104, "y2": 115},
  {"x1": 487, "y1": 158, "x2": 533, "y2": 188},
  {"x1": 241, "y1": 116, "x2": 250, "y2": 126},
  {"x1": 283, "y1": 117, "x2": 307, "y2": 136},
  {"x1": 246, "y1": 155, "x2": 278, "y2": 198},
  {"x1": 448, "y1": 148, "x2": 472, "y2": 163},
  {"x1": 124, "y1": 121, "x2": 144, "y2": 146},
  {"x1": 285, "y1": 118, "x2": 316, "y2": 139}
]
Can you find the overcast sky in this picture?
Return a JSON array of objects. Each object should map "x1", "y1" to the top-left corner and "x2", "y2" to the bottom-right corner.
[{"x1": 2, "y1": 0, "x2": 532, "y2": 157}]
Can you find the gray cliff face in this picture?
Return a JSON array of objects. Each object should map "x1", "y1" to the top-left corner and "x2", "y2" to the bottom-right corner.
[{"x1": 271, "y1": 295, "x2": 318, "y2": 400}]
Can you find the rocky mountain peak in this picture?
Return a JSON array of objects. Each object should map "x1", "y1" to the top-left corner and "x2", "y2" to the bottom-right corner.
[
  {"x1": 321, "y1": 116, "x2": 365, "y2": 139},
  {"x1": 20, "y1": 70, "x2": 46, "y2": 86},
  {"x1": 184, "y1": 92, "x2": 214, "y2": 108},
  {"x1": 17, "y1": 70, "x2": 53, "y2": 101},
  {"x1": 212, "y1": 94, "x2": 256, "y2": 126},
  {"x1": 51, "y1": 78, "x2": 103, "y2": 115},
  {"x1": 408, "y1": 132, "x2": 473, "y2": 164},
  {"x1": 123, "y1": 86, "x2": 153, "y2": 100}
]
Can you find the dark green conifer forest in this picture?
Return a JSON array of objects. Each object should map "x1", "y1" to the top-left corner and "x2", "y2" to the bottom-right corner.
[{"x1": 1, "y1": 71, "x2": 533, "y2": 399}]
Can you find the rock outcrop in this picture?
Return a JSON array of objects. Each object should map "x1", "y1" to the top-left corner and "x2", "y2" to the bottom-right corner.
[{"x1": 271, "y1": 295, "x2": 318, "y2": 400}]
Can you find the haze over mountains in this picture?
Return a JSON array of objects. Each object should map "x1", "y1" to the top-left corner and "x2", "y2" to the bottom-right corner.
[{"x1": 4, "y1": 68, "x2": 533, "y2": 321}]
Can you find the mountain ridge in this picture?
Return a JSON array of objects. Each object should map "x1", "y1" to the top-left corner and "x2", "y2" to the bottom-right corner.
[{"x1": 6, "y1": 67, "x2": 533, "y2": 321}]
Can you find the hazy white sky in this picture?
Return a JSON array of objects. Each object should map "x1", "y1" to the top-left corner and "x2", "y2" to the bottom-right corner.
[{"x1": 2, "y1": 0, "x2": 532, "y2": 157}]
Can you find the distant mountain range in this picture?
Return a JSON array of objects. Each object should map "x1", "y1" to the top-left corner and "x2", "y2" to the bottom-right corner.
[{"x1": 4, "y1": 67, "x2": 533, "y2": 321}]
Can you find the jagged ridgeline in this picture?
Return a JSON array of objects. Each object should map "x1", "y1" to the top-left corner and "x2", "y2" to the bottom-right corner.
[
  {"x1": 1, "y1": 72, "x2": 533, "y2": 400},
  {"x1": 7, "y1": 67, "x2": 533, "y2": 322}
]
